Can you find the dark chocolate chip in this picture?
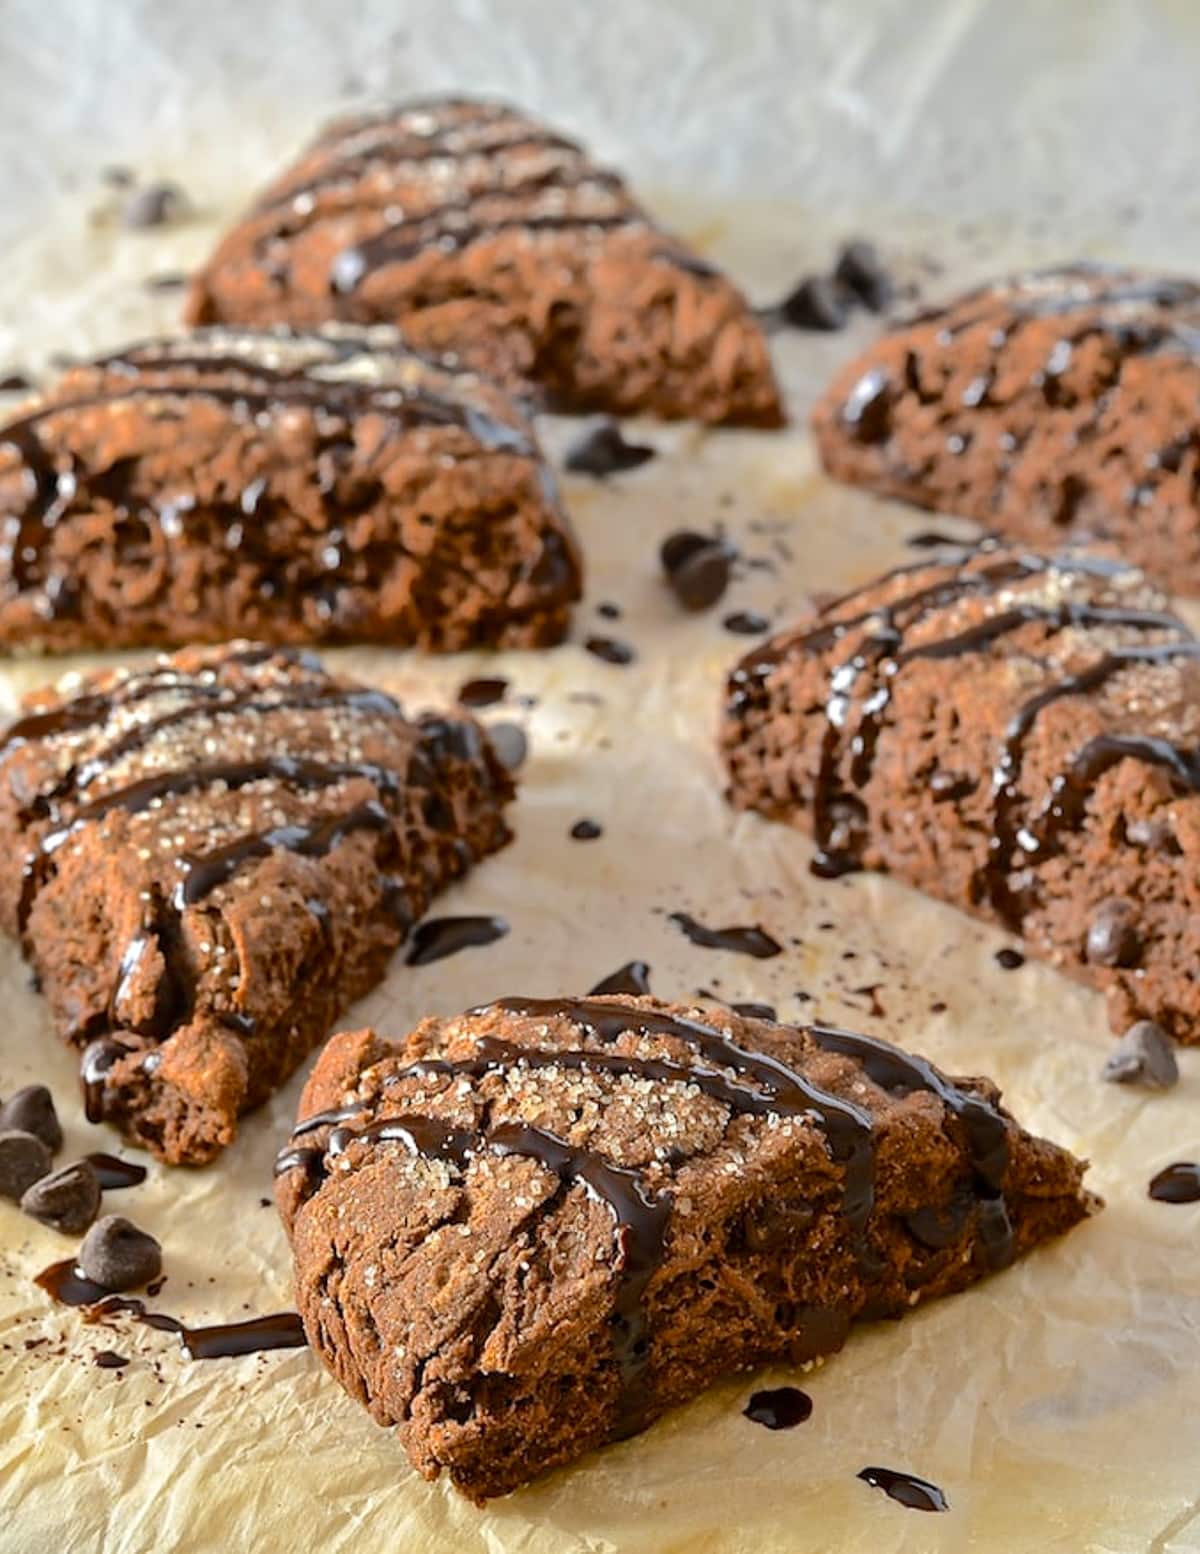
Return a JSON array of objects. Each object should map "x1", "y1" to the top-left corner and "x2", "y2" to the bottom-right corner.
[
  {"x1": 121, "y1": 182, "x2": 187, "y2": 230},
  {"x1": 1085, "y1": 899, "x2": 1141, "y2": 968},
  {"x1": 659, "y1": 530, "x2": 712, "y2": 574},
  {"x1": 0, "y1": 1130, "x2": 53, "y2": 1201},
  {"x1": 0, "y1": 1084, "x2": 63, "y2": 1152},
  {"x1": 78, "y1": 1215, "x2": 163, "y2": 1292},
  {"x1": 723, "y1": 610, "x2": 770, "y2": 636},
  {"x1": 570, "y1": 818, "x2": 603, "y2": 841},
  {"x1": 584, "y1": 636, "x2": 636, "y2": 666},
  {"x1": 834, "y1": 239, "x2": 893, "y2": 311},
  {"x1": 564, "y1": 418, "x2": 655, "y2": 477},
  {"x1": 1102, "y1": 1020, "x2": 1179, "y2": 1090},
  {"x1": 487, "y1": 722, "x2": 528, "y2": 772},
  {"x1": 780, "y1": 274, "x2": 850, "y2": 331},
  {"x1": 666, "y1": 542, "x2": 733, "y2": 612},
  {"x1": 20, "y1": 1159, "x2": 101, "y2": 1233}
]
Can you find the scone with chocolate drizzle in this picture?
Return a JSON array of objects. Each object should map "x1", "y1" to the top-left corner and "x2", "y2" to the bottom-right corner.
[
  {"x1": 0, "y1": 324, "x2": 581, "y2": 654},
  {"x1": 723, "y1": 540, "x2": 1200, "y2": 1042},
  {"x1": 0, "y1": 644, "x2": 514, "y2": 1163},
  {"x1": 185, "y1": 97, "x2": 783, "y2": 426},
  {"x1": 276, "y1": 995, "x2": 1093, "y2": 1501}
]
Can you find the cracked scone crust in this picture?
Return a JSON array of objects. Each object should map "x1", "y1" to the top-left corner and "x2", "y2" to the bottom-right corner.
[
  {"x1": 0, "y1": 324, "x2": 581, "y2": 654},
  {"x1": 722, "y1": 540, "x2": 1200, "y2": 1042},
  {"x1": 0, "y1": 643, "x2": 514, "y2": 1163},
  {"x1": 186, "y1": 97, "x2": 783, "y2": 427},
  {"x1": 276, "y1": 995, "x2": 1093, "y2": 1501},
  {"x1": 812, "y1": 264, "x2": 1200, "y2": 594}
]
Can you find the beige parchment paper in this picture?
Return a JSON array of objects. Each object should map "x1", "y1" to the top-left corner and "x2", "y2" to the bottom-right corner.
[{"x1": 3, "y1": 4, "x2": 1200, "y2": 1550}]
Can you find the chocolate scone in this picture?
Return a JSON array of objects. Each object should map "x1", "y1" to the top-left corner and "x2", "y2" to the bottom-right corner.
[
  {"x1": 185, "y1": 98, "x2": 783, "y2": 426},
  {"x1": 722, "y1": 540, "x2": 1200, "y2": 1041},
  {"x1": 0, "y1": 643, "x2": 514, "y2": 1163},
  {"x1": 0, "y1": 324, "x2": 580, "y2": 654},
  {"x1": 812, "y1": 264, "x2": 1200, "y2": 593},
  {"x1": 276, "y1": 995, "x2": 1093, "y2": 1501}
]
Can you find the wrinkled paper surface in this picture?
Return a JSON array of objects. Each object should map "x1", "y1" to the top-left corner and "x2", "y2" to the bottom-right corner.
[{"x1": 3, "y1": 3, "x2": 1200, "y2": 1550}]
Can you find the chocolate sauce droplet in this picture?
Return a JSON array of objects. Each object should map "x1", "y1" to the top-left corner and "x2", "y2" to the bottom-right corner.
[
  {"x1": 405, "y1": 914, "x2": 509, "y2": 966},
  {"x1": 669, "y1": 911, "x2": 783, "y2": 959},
  {"x1": 857, "y1": 1466, "x2": 949, "y2": 1512},
  {"x1": 834, "y1": 240, "x2": 893, "y2": 312},
  {"x1": 93, "y1": 1350, "x2": 130, "y2": 1369},
  {"x1": 585, "y1": 635, "x2": 636, "y2": 666},
  {"x1": 743, "y1": 1385, "x2": 813, "y2": 1428},
  {"x1": 994, "y1": 948, "x2": 1025, "y2": 970},
  {"x1": 588, "y1": 961, "x2": 652, "y2": 996},
  {"x1": 779, "y1": 274, "x2": 849, "y2": 331},
  {"x1": 457, "y1": 676, "x2": 508, "y2": 708},
  {"x1": 570, "y1": 818, "x2": 603, "y2": 840},
  {"x1": 1148, "y1": 1162, "x2": 1200, "y2": 1203},
  {"x1": 723, "y1": 610, "x2": 771, "y2": 636}
]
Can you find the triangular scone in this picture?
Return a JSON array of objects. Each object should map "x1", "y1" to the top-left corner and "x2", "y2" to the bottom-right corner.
[
  {"x1": 276, "y1": 995, "x2": 1094, "y2": 1501},
  {"x1": 186, "y1": 98, "x2": 783, "y2": 427}
]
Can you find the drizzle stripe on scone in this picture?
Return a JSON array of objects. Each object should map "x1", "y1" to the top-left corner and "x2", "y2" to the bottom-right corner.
[
  {"x1": 812, "y1": 263, "x2": 1200, "y2": 593},
  {"x1": 0, "y1": 324, "x2": 581, "y2": 654},
  {"x1": 276, "y1": 995, "x2": 1093, "y2": 1501},
  {"x1": 185, "y1": 98, "x2": 783, "y2": 427},
  {"x1": 722, "y1": 540, "x2": 1200, "y2": 1041},
  {"x1": 0, "y1": 643, "x2": 514, "y2": 1163}
]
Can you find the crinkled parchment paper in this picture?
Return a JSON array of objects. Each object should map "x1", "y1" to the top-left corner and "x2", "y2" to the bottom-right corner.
[{"x1": 3, "y1": 4, "x2": 1200, "y2": 1551}]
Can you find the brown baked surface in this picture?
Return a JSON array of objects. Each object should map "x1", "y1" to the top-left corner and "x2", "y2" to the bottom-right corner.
[
  {"x1": 0, "y1": 643, "x2": 514, "y2": 1163},
  {"x1": 722, "y1": 540, "x2": 1200, "y2": 1041},
  {"x1": 185, "y1": 98, "x2": 783, "y2": 427},
  {"x1": 0, "y1": 324, "x2": 581, "y2": 654},
  {"x1": 811, "y1": 265, "x2": 1200, "y2": 594},
  {"x1": 275, "y1": 994, "x2": 1093, "y2": 1501}
]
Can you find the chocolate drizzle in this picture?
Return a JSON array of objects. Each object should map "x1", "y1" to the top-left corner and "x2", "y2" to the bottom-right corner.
[
  {"x1": 743, "y1": 1385, "x2": 813, "y2": 1429},
  {"x1": 730, "y1": 545, "x2": 1200, "y2": 923},
  {"x1": 34, "y1": 1259, "x2": 307, "y2": 1358},
  {"x1": 669, "y1": 912, "x2": 783, "y2": 959},
  {"x1": 857, "y1": 1465, "x2": 949, "y2": 1513}
]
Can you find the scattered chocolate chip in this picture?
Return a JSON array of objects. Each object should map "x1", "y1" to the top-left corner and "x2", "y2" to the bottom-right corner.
[
  {"x1": 0, "y1": 371, "x2": 35, "y2": 393},
  {"x1": 486, "y1": 722, "x2": 528, "y2": 772},
  {"x1": 835, "y1": 239, "x2": 893, "y2": 312},
  {"x1": 665, "y1": 541, "x2": 733, "y2": 612},
  {"x1": 20, "y1": 1160, "x2": 101, "y2": 1233},
  {"x1": 457, "y1": 676, "x2": 508, "y2": 708},
  {"x1": 584, "y1": 635, "x2": 636, "y2": 666},
  {"x1": 1102, "y1": 1020, "x2": 1179, "y2": 1090},
  {"x1": 94, "y1": 1351, "x2": 130, "y2": 1369},
  {"x1": 0, "y1": 1084, "x2": 63, "y2": 1152},
  {"x1": 121, "y1": 182, "x2": 187, "y2": 230},
  {"x1": 780, "y1": 274, "x2": 849, "y2": 331},
  {"x1": 1085, "y1": 899, "x2": 1141, "y2": 967},
  {"x1": 0, "y1": 1130, "x2": 53, "y2": 1200},
  {"x1": 723, "y1": 610, "x2": 771, "y2": 636},
  {"x1": 570, "y1": 818, "x2": 603, "y2": 841},
  {"x1": 564, "y1": 418, "x2": 655, "y2": 477},
  {"x1": 142, "y1": 271, "x2": 189, "y2": 293},
  {"x1": 78, "y1": 1215, "x2": 163, "y2": 1291},
  {"x1": 659, "y1": 530, "x2": 712, "y2": 574}
]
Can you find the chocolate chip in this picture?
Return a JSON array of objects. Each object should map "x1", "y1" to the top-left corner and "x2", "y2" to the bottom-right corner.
[
  {"x1": 78, "y1": 1215, "x2": 162, "y2": 1292},
  {"x1": 564, "y1": 418, "x2": 655, "y2": 477},
  {"x1": 0, "y1": 1084, "x2": 63, "y2": 1152},
  {"x1": 0, "y1": 1130, "x2": 53, "y2": 1201},
  {"x1": 834, "y1": 239, "x2": 893, "y2": 312},
  {"x1": 121, "y1": 182, "x2": 187, "y2": 230},
  {"x1": 487, "y1": 722, "x2": 528, "y2": 773},
  {"x1": 1102, "y1": 1020, "x2": 1179, "y2": 1090},
  {"x1": 780, "y1": 274, "x2": 850, "y2": 331},
  {"x1": 668, "y1": 542, "x2": 733, "y2": 612},
  {"x1": 20, "y1": 1159, "x2": 101, "y2": 1233},
  {"x1": 659, "y1": 530, "x2": 711, "y2": 573},
  {"x1": 1085, "y1": 899, "x2": 1141, "y2": 967},
  {"x1": 584, "y1": 635, "x2": 636, "y2": 665},
  {"x1": 723, "y1": 610, "x2": 770, "y2": 636}
]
